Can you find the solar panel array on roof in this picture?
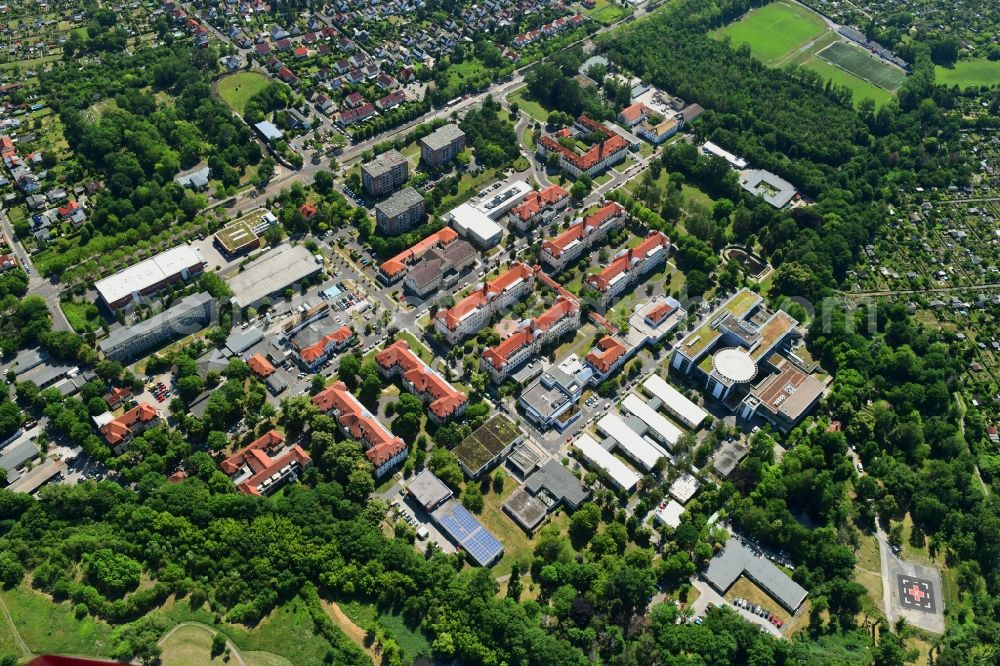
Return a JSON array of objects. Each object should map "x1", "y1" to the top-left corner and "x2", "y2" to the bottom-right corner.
[{"x1": 431, "y1": 499, "x2": 504, "y2": 567}]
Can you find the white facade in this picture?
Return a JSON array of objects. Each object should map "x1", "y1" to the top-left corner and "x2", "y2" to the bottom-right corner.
[
  {"x1": 642, "y1": 375, "x2": 707, "y2": 429},
  {"x1": 597, "y1": 411, "x2": 669, "y2": 471},
  {"x1": 573, "y1": 433, "x2": 641, "y2": 492}
]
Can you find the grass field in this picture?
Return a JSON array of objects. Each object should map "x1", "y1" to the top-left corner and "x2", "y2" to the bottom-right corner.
[
  {"x1": 1, "y1": 584, "x2": 116, "y2": 658},
  {"x1": 817, "y1": 41, "x2": 907, "y2": 91},
  {"x1": 160, "y1": 624, "x2": 251, "y2": 666},
  {"x1": 508, "y1": 90, "x2": 549, "y2": 124},
  {"x1": 935, "y1": 58, "x2": 1000, "y2": 88},
  {"x1": 337, "y1": 601, "x2": 433, "y2": 663},
  {"x1": 712, "y1": 1, "x2": 827, "y2": 66},
  {"x1": 216, "y1": 72, "x2": 271, "y2": 115},
  {"x1": 798, "y1": 55, "x2": 895, "y2": 106},
  {"x1": 586, "y1": 0, "x2": 627, "y2": 25}
]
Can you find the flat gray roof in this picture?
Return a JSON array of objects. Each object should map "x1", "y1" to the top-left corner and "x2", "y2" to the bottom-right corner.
[
  {"x1": 740, "y1": 169, "x2": 796, "y2": 208},
  {"x1": 225, "y1": 327, "x2": 264, "y2": 356},
  {"x1": 703, "y1": 537, "x2": 807, "y2": 611},
  {"x1": 99, "y1": 292, "x2": 214, "y2": 357},
  {"x1": 408, "y1": 469, "x2": 453, "y2": 511},
  {"x1": 362, "y1": 149, "x2": 406, "y2": 178},
  {"x1": 255, "y1": 120, "x2": 283, "y2": 141},
  {"x1": 420, "y1": 123, "x2": 465, "y2": 151},
  {"x1": 712, "y1": 439, "x2": 749, "y2": 478},
  {"x1": 375, "y1": 186, "x2": 424, "y2": 219},
  {"x1": 228, "y1": 244, "x2": 321, "y2": 309},
  {"x1": 520, "y1": 379, "x2": 569, "y2": 419},
  {"x1": 0, "y1": 440, "x2": 39, "y2": 473},
  {"x1": 524, "y1": 458, "x2": 589, "y2": 508},
  {"x1": 503, "y1": 486, "x2": 548, "y2": 531}
]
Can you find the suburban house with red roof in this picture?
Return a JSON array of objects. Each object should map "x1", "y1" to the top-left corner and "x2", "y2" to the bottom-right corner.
[
  {"x1": 294, "y1": 325, "x2": 355, "y2": 372},
  {"x1": 248, "y1": 353, "x2": 276, "y2": 379},
  {"x1": 507, "y1": 184, "x2": 570, "y2": 232},
  {"x1": 220, "y1": 429, "x2": 312, "y2": 496},
  {"x1": 535, "y1": 116, "x2": 629, "y2": 178},
  {"x1": 617, "y1": 102, "x2": 650, "y2": 127},
  {"x1": 99, "y1": 403, "x2": 160, "y2": 455},
  {"x1": 481, "y1": 295, "x2": 580, "y2": 384},
  {"x1": 541, "y1": 201, "x2": 627, "y2": 272},
  {"x1": 586, "y1": 231, "x2": 670, "y2": 305},
  {"x1": 311, "y1": 382, "x2": 407, "y2": 477},
  {"x1": 376, "y1": 340, "x2": 468, "y2": 422},
  {"x1": 103, "y1": 386, "x2": 132, "y2": 410},
  {"x1": 434, "y1": 262, "x2": 535, "y2": 345}
]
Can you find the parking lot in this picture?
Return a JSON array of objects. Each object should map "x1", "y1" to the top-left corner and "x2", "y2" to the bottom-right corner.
[{"x1": 379, "y1": 478, "x2": 456, "y2": 555}]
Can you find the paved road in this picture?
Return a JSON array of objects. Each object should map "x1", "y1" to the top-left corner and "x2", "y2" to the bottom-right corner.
[
  {"x1": 0, "y1": 210, "x2": 72, "y2": 332},
  {"x1": 875, "y1": 520, "x2": 895, "y2": 628}
]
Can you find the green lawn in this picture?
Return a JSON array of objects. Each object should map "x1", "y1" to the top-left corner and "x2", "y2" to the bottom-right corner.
[
  {"x1": 587, "y1": 0, "x2": 627, "y2": 25},
  {"x1": 936, "y1": 58, "x2": 1000, "y2": 89},
  {"x1": 337, "y1": 601, "x2": 433, "y2": 663},
  {"x1": 216, "y1": 72, "x2": 271, "y2": 115},
  {"x1": 712, "y1": 1, "x2": 828, "y2": 66},
  {"x1": 61, "y1": 300, "x2": 105, "y2": 334},
  {"x1": 446, "y1": 58, "x2": 489, "y2": 89},
  {"x1": 1, "y1": 585, "x2": 116, "y2": 658},
  {"x1": 507, "y1": 89, "x2": 550, "y2": 124},
  {"x1": 475, "y1": 469, "x2": 572, "y2": 576},
  {"x1": 437, "y1": 168, "x2": 497, "y2": 212},
  {"x1": 397, "y1": 331, "x2": 433, "y2": 363}
]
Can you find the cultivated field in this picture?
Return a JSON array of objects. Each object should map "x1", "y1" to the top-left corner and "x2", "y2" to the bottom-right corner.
[
  {"x1": 817, "y1": 41, "x2": 907, "y2": 91},
  {"x1": 712, "y1": 1, "x2": 828, "y2": 66},
  {"x1": 935, "y1": 58, "x2": 1000, "y2": 89}
]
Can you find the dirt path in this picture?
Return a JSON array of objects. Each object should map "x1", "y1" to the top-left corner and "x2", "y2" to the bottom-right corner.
[
  {"x1": 158, "y1": 621, "x2": 247, "y2": 666},
  {"x1": 0, "y1": 593, "x2": 32, "y2": 659},
  {"x1": 320, "y1": 601, "x2": 378, "y2": 664}
]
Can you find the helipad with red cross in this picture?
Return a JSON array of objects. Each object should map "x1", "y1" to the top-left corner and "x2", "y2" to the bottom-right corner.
[{"x1": 896, "y1": 574, "x2": 936, "y2": 614}]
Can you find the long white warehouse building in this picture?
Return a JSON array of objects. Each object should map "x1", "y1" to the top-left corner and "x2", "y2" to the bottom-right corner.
[
  {"x1": 573, "y1": 433, "x2": 640, "y2": 492},
  {"x1": 619, "y1": 395, "x2": 684, "y2": 450},
  {"x1": 597, "y1": 410, "x2": 670, "y2": 470},
  {"x1": 643, "y1": 374, "x2": 708, "y2": 429}
]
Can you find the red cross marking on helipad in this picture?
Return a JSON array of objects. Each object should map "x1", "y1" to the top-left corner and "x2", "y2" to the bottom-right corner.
[{"x1": 907, "y1": 584, "x2": 925, "y2": 602}]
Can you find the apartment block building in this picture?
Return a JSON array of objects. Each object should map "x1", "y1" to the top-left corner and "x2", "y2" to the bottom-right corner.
[
  {"x1": 294, "y1": 325, "x2": 355, "y2": 371},
  {"x1": 361, "y1": 148, "x2": 408, "y2": 197},
  {"x1": 434, "y1": 262, "x2": 535, "y2": 345},
  {"x1": 377, "y1": 340, "x2": 468, "y2": 422},
  {"x1": 375, "y1": 186, "x2": 426, "y2": 235},
  {"x1": 481, "y1": 295, "x2": 580, "y2": 384},
  {"x1": 507, "y1": 184, "x2": 570, "y2": 232},
  {"x1": 535, "y1": 116, "x2": 628, "y2": 179},
  {"x1": 99, "y1": 403, "x2": 160, "y2": 455},
  {"x1": 585, "y1": 231, "x2": 670, "y2": 306},
  {"x1": 419, "y1": 123, "x2": 466, "y2": 168},
  {"x1": 312, "y1": 382, "x2": 408, "y2": 477},
  {"x1": 541, "y1": 201, "x2": 626, "y2": 272},
  {"x1": 98, "y1": 292, "x2": 215, "y2": 363}
]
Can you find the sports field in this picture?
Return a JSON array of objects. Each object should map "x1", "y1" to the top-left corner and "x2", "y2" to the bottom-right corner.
[
  {"x1": 817, "y1": 41, "x2": 907, "y2": 91},
  {"x1": 801, "y1": 56, "x2": 894, "y2": 106},
  {"x1": 935, "y1": 58, "x2": 1000, "y2": 89},
  {"x1": 712, "y1": 1, "x2": 827, "y2": 65}
]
